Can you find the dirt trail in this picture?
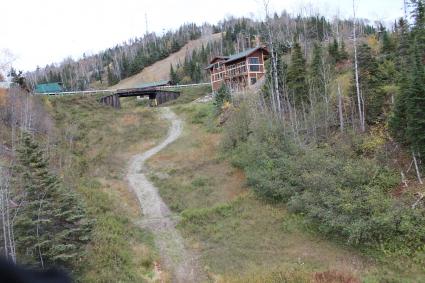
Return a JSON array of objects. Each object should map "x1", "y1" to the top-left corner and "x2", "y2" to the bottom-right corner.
[{"x1": 127, "y1": 108, "x2": 201, "y2": 283}]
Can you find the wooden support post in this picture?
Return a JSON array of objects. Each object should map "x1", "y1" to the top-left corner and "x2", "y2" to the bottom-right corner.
[{"x1": 116, "y1": 94, "x2": 121, "y2": 108}]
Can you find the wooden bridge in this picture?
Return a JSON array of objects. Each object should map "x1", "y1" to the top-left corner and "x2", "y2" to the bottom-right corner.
[
  {"x1": 99, "y1": 81, "x2": 181, "y2": 109},
  {"x1": 34, "y1": 81, "x2": 212, "y2": 108}
]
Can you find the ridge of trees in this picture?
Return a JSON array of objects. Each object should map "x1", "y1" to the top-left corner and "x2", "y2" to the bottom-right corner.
[
  {"x1": 25, "y1": 13, "x2": 377, "y2": 91},
  {"x1": 26, "y1": 23, "x2": 204, "y2": 90}
]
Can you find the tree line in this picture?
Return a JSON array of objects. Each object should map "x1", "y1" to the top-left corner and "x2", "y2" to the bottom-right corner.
[
  {"x1": 24, "y1": 12, "x2": 377, "y2": 91},
  {"x1": 25, "y1": 23, "x2": 205, "y2": 90},
  {"x1": 218, "y1": 0, "x2": 425, "y2": 267}
]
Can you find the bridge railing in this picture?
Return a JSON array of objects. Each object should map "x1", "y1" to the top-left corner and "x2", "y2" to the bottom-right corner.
[
  {"x1": 33, "y1": 82, "x2": 211, "y2": 96},
  {"x1": 33, "y1": 90, "x2": 114, "y2": 96},
  {"x1": 158, "y1": 82, "x2": 211, "y2": 89}
]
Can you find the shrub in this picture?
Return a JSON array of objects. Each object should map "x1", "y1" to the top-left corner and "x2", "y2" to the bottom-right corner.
[
  {"x1": 214, "y1": 84, "x2": 231, "y2": 114},
  {"x1": 222, "y1": 105, "x2": 425, "y2": 254}
]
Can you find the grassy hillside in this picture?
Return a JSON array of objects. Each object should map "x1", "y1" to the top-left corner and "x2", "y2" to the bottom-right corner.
[
  {"x1": 47, "y1": 94, "x2": 169, "y2": 282},
  {"x1": 144, "y1": 98, "x2": 425, "y2": 282},
  {"x1": 110, "y1": 34, "x2": 221, "y2": 90}
]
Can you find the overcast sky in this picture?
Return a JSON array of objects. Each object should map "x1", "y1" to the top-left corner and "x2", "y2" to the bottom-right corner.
[{"x1": 0, "y1": 0, "x2": 404, "y2": 73}]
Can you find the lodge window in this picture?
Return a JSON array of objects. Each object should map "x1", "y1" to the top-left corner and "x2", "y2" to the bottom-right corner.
[
  {"x1": 248, "y1": 57, "x2": 261, "y2": 72},
  {"x1": 249, "y1": 65, "x2": 260, "y2": 72},
  {"x1": 248, "y1": 57, "x2": 259, "y2": 64},
  {"x1": 226, "y1": 61, "x2": 247, "y2": 77}
]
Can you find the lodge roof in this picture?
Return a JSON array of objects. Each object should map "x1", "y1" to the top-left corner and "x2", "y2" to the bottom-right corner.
[
  {"x1": 205, "y1": 56, "x2": 229, "y2": 70},
  {"x1": 35, "y1": 82, "x2": 63, "y2": 93},
  {"x1": 205, "y1": 46, "x2": 269, "y2": 70},
  {"x1": 224, "y1": 47, "x2": 268, "y2": 64}
]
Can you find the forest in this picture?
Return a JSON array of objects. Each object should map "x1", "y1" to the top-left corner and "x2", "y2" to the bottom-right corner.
[{"x1": 218, "y1": 0, "x2": 425, "y2": 271}]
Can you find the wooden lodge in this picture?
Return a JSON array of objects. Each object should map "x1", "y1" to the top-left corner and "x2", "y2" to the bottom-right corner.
[{"x1": 205, "y1": 47, "x2": 269, "y2": 92}]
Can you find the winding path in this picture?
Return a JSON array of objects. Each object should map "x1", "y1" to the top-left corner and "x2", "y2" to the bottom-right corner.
[{"x1": 127, "y1": 107, "x2": 199, "y2": 282}]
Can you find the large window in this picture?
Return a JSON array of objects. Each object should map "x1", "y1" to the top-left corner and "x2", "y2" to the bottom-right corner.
[
  {"x1": 248, "y1": 57, "x2": 260, "y2": 72},
  {"x1": 249, "y1": 65, "x2": 260, "y2": 72},
  {"x1": 248, "y1": 57, "x2": 259, "y2": 64}
]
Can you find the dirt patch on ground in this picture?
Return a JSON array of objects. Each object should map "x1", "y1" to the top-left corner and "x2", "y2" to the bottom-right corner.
[{"x1": 120, "y1": 114, "x2": 139, "y2": 126}]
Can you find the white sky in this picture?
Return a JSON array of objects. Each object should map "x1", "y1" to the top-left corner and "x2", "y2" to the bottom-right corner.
[{"x1": 0, "y1": 0, "x2": 404, "y2": 72}]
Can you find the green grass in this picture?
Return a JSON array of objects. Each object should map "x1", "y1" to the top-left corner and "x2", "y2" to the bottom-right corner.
[
  {"x1": 146, "y1": 102, "x2": 389, "y2": 282},
  {"x1": 161, "y1": 85, "x2": 211, "y2": 106},
  {"x1": 48, "y1": 94, "x2": 168, "y2": 282}
]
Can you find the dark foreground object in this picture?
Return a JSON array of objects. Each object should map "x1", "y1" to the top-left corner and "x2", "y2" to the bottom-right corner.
[{"x1": 0, "y1": 258, "x2": 71, "y2": 283}]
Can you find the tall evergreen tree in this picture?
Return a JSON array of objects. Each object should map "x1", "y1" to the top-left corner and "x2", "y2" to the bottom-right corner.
[
  {"x1": 395, "y1": 18, "x2": 411, "y2": 74},
  {"x1": 121, "y1": 54, "x2": 130, "y2": 78},
  {"x1": 355, "y1": 43, "x2": 385, "y2": 124},
  {"x1": 339, "y1": 40, "x2": 349, "y2": 61},
  {"x1": 169, "y1": 64, "x2": 178, "y2": 85},
  {"x1": 406, "y1": 41, "x2": 425, "y2": 159},
  {"x1": 412, "y1": 0, "x2": 425, "y2": 61},
  {"x1": 391, "y1": 3, "x2": 425, "y2": 157},
  {"x1": 328, "y1": 38, "x2": 339, "y2": 63},
  {"x1": 310, "y1": 42, "x2": 324, "y2": 95},
  {"x1": 287, "y1": 42, "x2": 308, "y2": 105},
  {"x1": 13, "y1": 133, "x2": 91, "y2": 268},
  {"x1": 381, "y1": 29, "x2": 396, "y2": 57}
]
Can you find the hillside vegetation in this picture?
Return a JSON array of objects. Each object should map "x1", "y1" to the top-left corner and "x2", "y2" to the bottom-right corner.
[
  {"x1": 0, "y1": 88, "x2": 170, "y2": 281},
  {"x1": 144, "y1": 100, "x2": 424, "y2": 282},
  {"x1": 1, "y1": 1, "x2": 425, "y2": 282},
  {"x1": 110, "y1": 33, "x2": 222, "y2": 89},
  {"x1": 149, "y1": 1, "x2": 425, "y2": 281},
  {"x1": 48, "y1": 95, "x2": 170, "y2": 281}
]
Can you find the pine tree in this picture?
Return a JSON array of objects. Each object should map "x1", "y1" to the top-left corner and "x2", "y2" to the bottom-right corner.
[
  {"x1": 169, "y1": 64, "x2": 178, "y2": 85},
  {"x1": 396, "y1": 18, "x2": 411, "y2": 73},
  {"x1": 389, "y1": 95, "x2": 408, "y2": 144},
  {"x1": 328, "y1": 38, "x2": 339, "y2": 63},
  {"x1": 310, "y1": 42, "x2": 324, "y2": 94},
  {"x1": 214, "y1": 84, "x2": 231, "y2": 114},
  {"x1": 391, "y1": 2, "x2": 425, "y2": 156},
  {"x1": 287, "y1": 42, "x2": 308, "y2": 105},
  {"x1": 412, "y1": 0, "x2": 425, "y2": 62},
  {"x1": 406, "y1": 41, "x2": 425, "y2": 159},
  {"x1": 355, "y1": 43, "x2": 385, "y2": 124},
  {"x1": 121, "y1": 54, "x2": 130, "y2": 79},
  {"x1": 107, "y1": 65, "x2": 114, "y2": 86},
  {"x1": 13, "y1": 132, "x2": 91, "y2": 268},
  {"x1": 339, "y1": 40, "x2": 349, "y2": 61},
  {"x1": 8, "y1": 68, "x2": 28, "y2": 91},
  {"x1": 381, "y1": 30, "x2": 396, "y2": 57}
]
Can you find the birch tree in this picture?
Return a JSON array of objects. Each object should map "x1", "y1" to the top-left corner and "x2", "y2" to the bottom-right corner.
[
  {"x1": 352, "y1": 0, "x2": 366, "y2": 132},
  {"x1": 0, "y1": 166, "x2": 16, "y2": 263}
]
